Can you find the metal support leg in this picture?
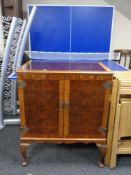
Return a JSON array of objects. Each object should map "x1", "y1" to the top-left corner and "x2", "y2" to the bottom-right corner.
[
  {"x1": 0, "y1": 17, "x2": 18, "y2": 129},
  {"x1": 11, "y1": 20, "x2": 27, "y2": 115},
  {"x1": 17, "y1": 6, "x2": 37, "y2": 67},
  {"x1": 4, "y1": 118, "x2": 20, "y2": 125}
]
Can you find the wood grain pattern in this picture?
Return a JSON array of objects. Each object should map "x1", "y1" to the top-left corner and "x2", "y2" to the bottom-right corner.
[
  {"x1": 23, "y1": 79, "x2": 62, "y2": 137},
  {"x1": 64, "y1": 74, "x2": 112, "y2": 139}
]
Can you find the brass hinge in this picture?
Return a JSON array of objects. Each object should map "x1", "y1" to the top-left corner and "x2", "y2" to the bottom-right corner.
[
  {"x1": 103, "y1": 81, "x2": 112, "y2": 89},
  {"x1": 17, "y1": 80, "x2": 26, "y2": 88},
  {"x1": 98, "y1": 127, "x2": 107, "y2": 134}
]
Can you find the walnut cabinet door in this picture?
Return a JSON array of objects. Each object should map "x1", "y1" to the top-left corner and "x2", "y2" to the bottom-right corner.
[
  {"x1": 18, "y1": 74, "x2": 64, "y2": 138},
  {"x1": 63, "y1": 74, "x2": 112, "y2": 139}
]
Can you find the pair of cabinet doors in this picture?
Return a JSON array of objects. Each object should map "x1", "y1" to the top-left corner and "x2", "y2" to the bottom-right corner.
[{"x1": 18, "y1": 73, "x2": 112, "y2": 140}]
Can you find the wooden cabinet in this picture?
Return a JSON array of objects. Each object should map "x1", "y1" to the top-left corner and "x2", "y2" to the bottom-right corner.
[
  {"x1": 17, "y1": 61, "x2": 113, "y2": 166},
  {"x1": 1, "y1": 0, "x2": 22, "y2": 17}
]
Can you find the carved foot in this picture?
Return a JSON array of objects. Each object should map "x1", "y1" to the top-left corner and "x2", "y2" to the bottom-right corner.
[
  {"x1": 20, "y1": 143, "x2": 30, "y2": 166},
  {"x1": 96, "y1": 144, "x2": 106, "y2": 168}
]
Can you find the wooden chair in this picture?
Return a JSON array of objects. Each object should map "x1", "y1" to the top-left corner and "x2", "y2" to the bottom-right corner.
[{"x1": 113, "y1": 49, "x2": 131, "y2": 69}]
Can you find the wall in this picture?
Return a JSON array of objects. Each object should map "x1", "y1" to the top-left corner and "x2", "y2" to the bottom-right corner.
[{"x1": 22, "y1": 0, "x2": 131, "y2": 51}]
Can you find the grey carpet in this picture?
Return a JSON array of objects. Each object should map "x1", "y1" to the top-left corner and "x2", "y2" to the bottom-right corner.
[{"x1": 0, "y1": 126, "x2": 131, "y2": 175}]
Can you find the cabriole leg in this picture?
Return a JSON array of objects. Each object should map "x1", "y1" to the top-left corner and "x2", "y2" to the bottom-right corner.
[
  {"x1": 20, "y1": 142, "x2": 30, "y2": 166},
  {"x1": 96, "y1": 144, "x2": 106, "y2": 168}
]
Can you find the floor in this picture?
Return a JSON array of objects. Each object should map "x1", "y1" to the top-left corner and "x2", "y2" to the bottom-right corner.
[{"x1": 0, "y1": 126, "x2": 131, "y2": 175}]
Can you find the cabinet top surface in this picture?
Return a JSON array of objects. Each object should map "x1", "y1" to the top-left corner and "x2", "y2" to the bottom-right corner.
[{"x1": 17, "y1": 60, "x2": 112, "y2": 73}]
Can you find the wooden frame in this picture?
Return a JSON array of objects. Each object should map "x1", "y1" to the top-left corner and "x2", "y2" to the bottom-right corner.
[
  {"x1": 105, "y1": 79, "x2": 118, "y2": 165},
  {"x1": 107, "y1": 72, "x2": 131, "y2": 168}
]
